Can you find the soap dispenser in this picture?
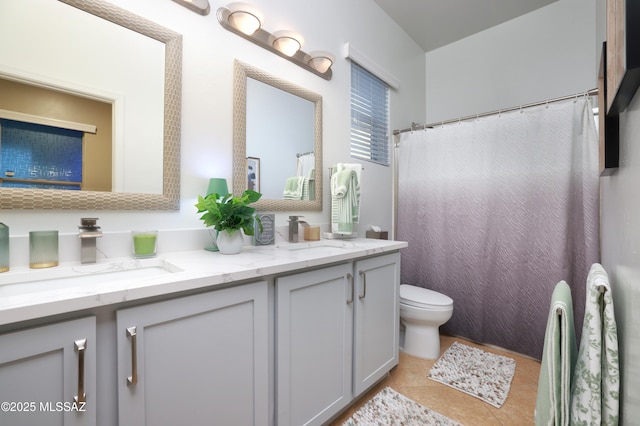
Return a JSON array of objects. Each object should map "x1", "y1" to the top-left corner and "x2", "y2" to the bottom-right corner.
[{"x1": 0, "y1": 223, "x2": 9, "y2": 272}]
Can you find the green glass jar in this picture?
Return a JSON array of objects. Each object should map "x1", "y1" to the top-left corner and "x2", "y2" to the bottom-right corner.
[{"x1": 0, "y1": 223, "x2": 8, "y2": 272}]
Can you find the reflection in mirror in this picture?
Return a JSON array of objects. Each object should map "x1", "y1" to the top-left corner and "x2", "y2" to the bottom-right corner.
[
  {"x1": 246, "y1": 78, "x2": 315, "y2": 199},
  {"x1": 233, "y1": 60, "x2": 322, "y2": 211},
  {"x1": 0, "y1": 0, "x2": 181, "y2": 210},
  {"x1": 0, "y1": 77, "x2": 113, "y2": 191}
]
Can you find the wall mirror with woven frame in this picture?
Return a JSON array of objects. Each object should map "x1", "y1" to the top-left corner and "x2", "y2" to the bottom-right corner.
[
  {"x1": 0, "y1": 0, "x2": 181, "y2": 210},
  {"x1": 233, "y1": 60, "x2": 322, "y2": 211}
]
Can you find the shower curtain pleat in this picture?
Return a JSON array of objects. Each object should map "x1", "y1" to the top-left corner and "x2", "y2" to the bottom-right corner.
[{"x1": 397, "y1": 98, "x2": 599, "y2": 359}]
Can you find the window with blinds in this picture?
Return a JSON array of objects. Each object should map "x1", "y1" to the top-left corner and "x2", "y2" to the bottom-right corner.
[{"x1": 350, "y1": 61, "x2": 390, "y2": 165}]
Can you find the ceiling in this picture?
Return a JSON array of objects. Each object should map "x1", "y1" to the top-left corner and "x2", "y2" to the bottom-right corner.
[{"x1": 373, "y1": 0, "x2": 559, "y2": 52}]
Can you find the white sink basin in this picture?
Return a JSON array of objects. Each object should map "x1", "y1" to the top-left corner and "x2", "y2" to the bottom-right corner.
[{"x1": 0, "y1": 258, "x2": 182, "y2": 288}]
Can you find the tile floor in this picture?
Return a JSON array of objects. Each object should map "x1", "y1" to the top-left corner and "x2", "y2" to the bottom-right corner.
[{"x1": 330, "y1": 334, "x2": 541, "y2": 425}]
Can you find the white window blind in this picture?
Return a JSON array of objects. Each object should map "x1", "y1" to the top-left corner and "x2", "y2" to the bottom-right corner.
[{"x1": 350, "y1": 62, "x2": 390, "y2": 165}]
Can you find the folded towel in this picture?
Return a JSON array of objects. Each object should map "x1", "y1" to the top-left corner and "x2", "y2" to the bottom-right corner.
[
  {"x1": 283, "y1": 176, "x2": 312, "y2": 201},
  {"x1": 535, "y1": 280, "x2": 577, "y2": 426},
  {"x1": 570, "y1": 264, "x2": 620, "y2": 425},
  {"x1": 283, "y1": 176, "x2": 306, "y2": 200}
]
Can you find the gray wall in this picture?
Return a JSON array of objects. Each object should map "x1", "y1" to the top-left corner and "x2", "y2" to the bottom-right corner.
[
  {"x1": 425, "y1": 0, "x2": 597, "y2": 124},
  {"x1": 600, "y1": 91, "x2": 640, "y2": 424}
]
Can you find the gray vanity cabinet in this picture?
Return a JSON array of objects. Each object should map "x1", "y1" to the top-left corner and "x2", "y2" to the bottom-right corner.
[
  {"x1": 275, "y1": 252, "x2": 401, "y2": 426},
  {"x1": 353, "y1": 252, "x2": 400, "y2": 396},
  {"x1": 115, "y1": 281, "x2": 270, "y2": 426},
  {"x1": 0, "y1": 316, "x2": 97, "y2": 426},
  {"x1": 275, "y1": 262, "x2": 354, "y2": 426}
]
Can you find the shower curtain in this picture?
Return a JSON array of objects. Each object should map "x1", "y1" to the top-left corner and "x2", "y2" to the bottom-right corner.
[{"x1": 397, "y1": 98, "x2": 599, "y2": 359}]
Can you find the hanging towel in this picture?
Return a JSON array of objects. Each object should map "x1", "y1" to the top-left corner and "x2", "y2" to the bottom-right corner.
[
  {"x1": 330, "y1": 163, "x2": 361, "y2": 233},
  {"x1": 307, "y1": 168, "x2": 315, "y2": 200},
  {"x1": 283, "y1": 176, "x2": 306, "y2": 200},
  {"x1": 570, "y1": 263, "x2": 620, "y2": 425},
  {"x1": 296, "y1": 153, "x2": 315, "y2": 177},
  {"x1": 535, "y1": 280, "x2": 577, "y2": 426}
]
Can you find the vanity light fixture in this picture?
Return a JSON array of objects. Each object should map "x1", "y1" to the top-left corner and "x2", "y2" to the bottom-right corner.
[
  {"x1": 307, "y1": 51, "x2": 334, "y2": 74},
  {"x1": 272, "y1": 31, "x2": 303, "y2": 57},
  {"x1": 217, "y1": 4, "x2": 333, "y2": 80},
  {"x1": 227, "y1": 2, "x2": 263, "y2": 35},
  {"x1": 171, "y1": 0, "x2": 211, "y2": 16}
]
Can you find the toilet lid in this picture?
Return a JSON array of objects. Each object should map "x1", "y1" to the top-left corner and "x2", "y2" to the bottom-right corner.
[{"x1": 400, "y1": 284, "x2": 453, "y2": 310}]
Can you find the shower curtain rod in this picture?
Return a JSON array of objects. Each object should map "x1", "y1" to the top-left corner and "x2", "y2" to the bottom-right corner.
[{"x1": 393, "y1": 88, "x2": 598, "y2": 136}]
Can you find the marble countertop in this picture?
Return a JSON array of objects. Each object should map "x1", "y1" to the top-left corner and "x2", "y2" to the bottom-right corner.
[{"x1": 0, "y1": 238, "x2": 407, "y2": 326}]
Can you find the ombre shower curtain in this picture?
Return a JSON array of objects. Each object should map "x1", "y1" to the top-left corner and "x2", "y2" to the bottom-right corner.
[{"x1": 397, "y1": 98, "x2": 599, "y2": 359}]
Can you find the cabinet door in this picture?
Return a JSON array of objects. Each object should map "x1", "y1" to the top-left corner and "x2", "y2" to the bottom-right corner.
[
  {"x1": 116, "y1": 281, "x2": 269, "y2": 426},
  {"x1": 0, "y1": 316, "x2": 96, "y2": 426},
  {"x1": 276, "y1": 263, "x2": 353, "y2": 426},
  {"x1": 353, "y1": 252, "x2": 400, "y2": 396}
]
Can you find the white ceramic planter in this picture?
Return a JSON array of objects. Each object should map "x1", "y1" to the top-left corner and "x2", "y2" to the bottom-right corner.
[{"x1": 216, "y1": 229, "x2": 244, "y2": 254}]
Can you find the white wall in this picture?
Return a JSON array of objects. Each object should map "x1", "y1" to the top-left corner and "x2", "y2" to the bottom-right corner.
[
  {"x1": 425, "y1": 0, "x2": 597, "y2": 123},
  {"x1": 1, "y1": 0, "x2": 425, "y2": 240}
]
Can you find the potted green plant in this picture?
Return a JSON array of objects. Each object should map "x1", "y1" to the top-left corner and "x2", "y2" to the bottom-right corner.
[{"x1": 195, "y1": 189, "x2": 262, "y2": 254}]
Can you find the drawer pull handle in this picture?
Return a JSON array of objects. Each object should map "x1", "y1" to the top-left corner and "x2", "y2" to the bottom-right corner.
[
  {"x1": 74, "y1": 339, "x2": 87, "y2": 404},
  {"x1": 346, "y1": 273, "x2": 354, "y2": 304},
  {"x1": 359, "y1": 270, "x2": 367, "y2": 299},
  {"x1": 127, "y1": 327, "x2": 138, "y2": 386}
]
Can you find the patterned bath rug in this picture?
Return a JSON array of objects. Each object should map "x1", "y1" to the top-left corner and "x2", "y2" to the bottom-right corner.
[
  {"x1": 428, "y1": 341, "x2": 516, "y2": 408},
  {"x1": 342, "y1": 386, "x2": 462, "y2": 426}
]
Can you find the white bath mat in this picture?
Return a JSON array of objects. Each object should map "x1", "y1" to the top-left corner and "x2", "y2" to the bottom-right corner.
[
  {"x1": 428, "y1": 341, "x2": 516, "y2": 408},
  {"x1": 342, "y1": 387, "x2": 462, "y2": 426}
]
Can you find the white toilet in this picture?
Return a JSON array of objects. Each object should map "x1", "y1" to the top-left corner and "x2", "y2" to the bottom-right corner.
[{"x1": 399, "y1": 284, "x2": 454, "y2": 359}]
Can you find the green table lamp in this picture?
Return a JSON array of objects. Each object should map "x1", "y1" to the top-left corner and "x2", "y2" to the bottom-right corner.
[
  {"x1": 206, "y1": 178, "x2": 229, "y2": 198},
  {"x1": 204, "y1": 178, "x2": 229, "y2": 252}
]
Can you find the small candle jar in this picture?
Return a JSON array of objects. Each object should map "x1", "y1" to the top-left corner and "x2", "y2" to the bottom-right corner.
[
  {"x1": 132, "y1": 230, "x2": 158, "y2": 258},
  {"x1": 29, "y1": 230, "x2": 59, "y2": 269}
]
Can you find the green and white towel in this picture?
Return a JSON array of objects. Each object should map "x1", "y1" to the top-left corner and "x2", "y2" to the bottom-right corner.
[
  {"x1": 283, "y1": 176, "x2": 309, "y2": 200},
  {"x1": 570, "y1": 263, "x2": 620, "y2": 425},
  {"x1": 330, "y1": 163, "x2": 361, "y2": 233},
  {"x1": 535, "y1": 280, "x2": 577, "y2": 426}
]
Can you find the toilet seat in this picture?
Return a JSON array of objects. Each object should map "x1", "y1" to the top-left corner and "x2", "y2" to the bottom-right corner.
[{"x1": 400, "y1": 284, "x2": 453, "y2": 311}]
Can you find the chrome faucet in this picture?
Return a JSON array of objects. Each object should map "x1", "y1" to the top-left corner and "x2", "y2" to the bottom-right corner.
[
  {"x1": 78, "y1": 218, "x2": 102, "y2": 264},
  {"x1": 288, "y1": 216, "x2": 308, "y2": 243}
]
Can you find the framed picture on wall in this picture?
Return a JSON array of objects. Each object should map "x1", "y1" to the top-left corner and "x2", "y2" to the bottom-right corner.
[{"x1": 247, "y1": 157, "x2": 260, "y2": 192}]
